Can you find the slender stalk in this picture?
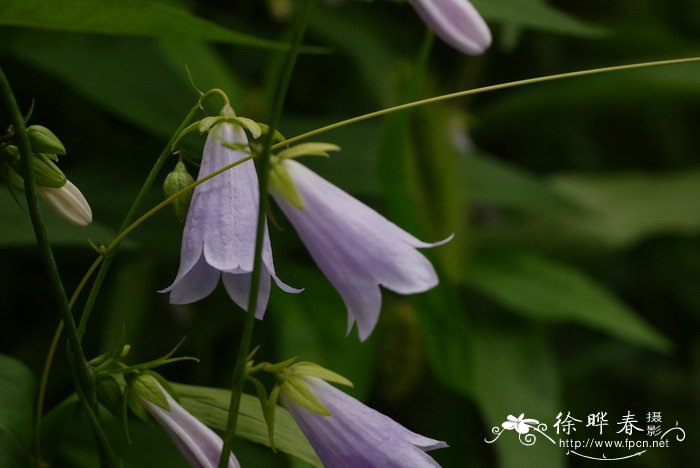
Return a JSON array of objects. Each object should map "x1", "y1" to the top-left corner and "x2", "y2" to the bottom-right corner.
[
  {"x1": 0, "y1": 68, "x2": 118, "y2": 467},
  {"x1": 272, "y1": 56, "x2": 700, "y2": 149},
  {"x1": 218, "y1": 2, "x2": 312, "y2": 466}
]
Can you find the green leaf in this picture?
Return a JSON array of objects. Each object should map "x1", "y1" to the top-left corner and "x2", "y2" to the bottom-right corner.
[
  {"x1": 469, "y1": 152, "x2": 581, "y2": 213},
  {"x1": 472, "y1": 0, "x2": 604, "y2": 37},
  {"x1": 550, "y1": 170, "x2": 700, "y2": 248},
  {"x1": 472, "y1": 327, "x2": 564, "y2": 468},
  {"x1": 0, "y1": 354, "x2": 35, "y2": 468},
  {"x1": 465, "y1": 249, "x2": 671, "y2": 351},
  {"x1": 0, "y1": 0, "x2": 286, "y2": 50},
  {"x1": 173, "y1": 384, "x2": 321, "y2": 467}
]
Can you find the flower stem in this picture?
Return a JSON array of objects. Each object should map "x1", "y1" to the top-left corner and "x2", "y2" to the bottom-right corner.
[
  {"x1": 217, "y1": 2, "x2": 312, "y2": 466},
  {"x1": 0, "y1": 67, "x2": 118, "y2": 467},
  {"x1": 272, "y1": 56, "x2": 700, "y2": 149}
]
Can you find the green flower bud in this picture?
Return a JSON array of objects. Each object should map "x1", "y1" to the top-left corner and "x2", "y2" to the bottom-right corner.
[
  {"x1": 4, "y1": 146, "x2": 66, "y2": 188},
  {"x1": 32, "y1": 153, "x2": 67, "y2": 188},
  {"x1": 129, "y1": 372, "x2": 170, "y2": 411},
  {"x1": 95, "y1": 376, "x2": 123, "y2": 418},
  {"x1": 163, "y1": 160, "x2": 195, "y2": 223},
  {"x1": 27, "y1": 125, "x2": 66, "y2": 155}
]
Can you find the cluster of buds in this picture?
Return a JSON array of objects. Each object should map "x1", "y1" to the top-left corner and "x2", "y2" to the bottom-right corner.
[{"x1": 0, "y1": 123, "x2": 92, "y2": 226}]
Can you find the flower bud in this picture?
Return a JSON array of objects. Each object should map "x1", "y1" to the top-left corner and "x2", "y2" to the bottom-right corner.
[
  {"x1": 32, "y1": 153, "x2": 67, "y2": 188},
  {"x1": 27, "y1": 125, "x2": 66, "y2": 155},
  {"x1": 95, "y1": 376, "x2": 123, "y2": 418},
  {"x1": 37, "y1": 179, "x2": 93, "y2": 226},
  {"x1": 163, "y1": 160, "x2": 195, "y2": 223}
]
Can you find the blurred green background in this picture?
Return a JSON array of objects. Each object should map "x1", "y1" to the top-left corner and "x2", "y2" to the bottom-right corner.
[{"x1": 1, "y1": 0, "x2": 699, "y2": 466}]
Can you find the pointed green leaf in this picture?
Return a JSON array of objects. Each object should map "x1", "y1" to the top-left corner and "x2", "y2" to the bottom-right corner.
[
  {"x1": 269, "y1": 162, "x2": 304, "y2": 209},
  {"x1": 465, "y1": 249, "x2": 671, "y2": 351},
  {"x1": 0, "y1": 0, "x2": 290, "y2": 50},
  {"x1": 173, "y1": 384, "x2": 321, "y2": 467},
  {"x1": 281, "y1": 378, "x2": 330, "y2": 416}
]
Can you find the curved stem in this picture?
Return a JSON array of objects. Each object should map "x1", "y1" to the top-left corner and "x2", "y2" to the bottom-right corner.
[
  {"x1": 271, "y1": 56, "x2": 700, "y2": 149},
  {"x1": 0, "y1": 67, "x2": 118, "y2": 467},
  {"x1": 218, "y1": 2, "x2": 312, "y2": 466}
]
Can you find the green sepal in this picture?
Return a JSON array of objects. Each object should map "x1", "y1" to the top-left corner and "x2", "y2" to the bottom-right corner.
[
  {"x1": 27, "y1": 125, "x2": 66, "y2": 155},
  {"x1": 290, "y1": 362, "x2": 354, "y2": 388},
  {"x1": 249, "y1": 376, "x2": 277, "y2": 451},
  {"x1": 281, "y1": 375, "x2": 330, "y2": 416},
  {"x1": 129, "y1": 372, "x2": 170, "y2": 411},
  {"x1": 163, "y1": 160, "x2": 195, "y2": 223},
  {"x1": 257, "y1": 123, "x2": 285, "y2": 143},
  {"x1": 33, "y1": 153, "x2": 67, "y2": 187},
  {"x1": 276, "y1": 142, "x2": 340, "y2": 161},
  {"x1": 231, "y1": 117, "x2": 262, "y2": 139},
  {"x1": 198, "y1": 116, "x2": 220, "y2": 134},
  {"x1": 260, "y1": 356, "x2": 298, "y2": 374},
  {"x1": 95, "y1": 375, "x2": 123, "y2": 418},
  {"x1": 269, "y1": 161, "x2": 304, "y2": 209}
]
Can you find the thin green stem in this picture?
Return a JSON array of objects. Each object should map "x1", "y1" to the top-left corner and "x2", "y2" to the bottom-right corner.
[
  {"x1": 272, "y1": 56, "x2": 700, "y2": 149},
  {"x1": 0, "y1": 67, "x2": 118, "y2": 468},
  {"x1": 218, "y1": 2, "x2": 312, "y2": 466},
  {"x1": 34, "y1": 256, "x2": 103, "y2": 464}
]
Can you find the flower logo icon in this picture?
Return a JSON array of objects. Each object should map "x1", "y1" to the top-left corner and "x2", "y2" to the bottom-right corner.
[{"x1": 502, "y1": 414, "x2": 540, "y2": 434}]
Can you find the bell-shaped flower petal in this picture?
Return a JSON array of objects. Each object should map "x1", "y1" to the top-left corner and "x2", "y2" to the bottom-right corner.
[
  {"x1": 270, "y1": 159, "x2": 450, "y2": 340},
  {"x1": 138, "y1": 383, "x2": 240, "y2": 468},
  {"x1": 37, "y1": 179, "x2": 92, "y2": 226},
  {"x1": 409, "y1": 0, "x2": 491, "y2": 55},
  {"x1": 162, "y1": 121, "x2": 300, "y2": 317},
  {"x1": 282, "y1": 376, "x2": 447, "y2": 467}
]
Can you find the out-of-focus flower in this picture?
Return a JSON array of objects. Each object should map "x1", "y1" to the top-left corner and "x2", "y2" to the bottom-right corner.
[
  {"x1": 162, "y1": 109, "x2": 299, "y2": 316},
  {"x1": 281, "y1": 374, "x2": 448, "y2": 467},
  {"x1": 136, "y1": 379, "x2": 239, "y2": 468},
  {"x1": 37, "y1": 179, "x2": 92, "y2": 226},
  {"x1": 270, "y1": 159, "x2": 450, "y2": 341},
  {"x1": 409, "y1": 0, "x2": 491, "y2": 55}
]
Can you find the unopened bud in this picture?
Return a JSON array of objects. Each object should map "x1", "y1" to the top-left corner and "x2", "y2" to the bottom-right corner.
[
  {"x1": 95, "y1": 376, "x2": 122, "y2": 417},
  {"x1": 163, "y1": 160, "x2": 195, "y2": 223},
  {"x1": 37, "y1": 179, "x2": 92, "y2": 226},
  {"x1": 27, "y1": 125, "x2": 66, "y2": 155}
]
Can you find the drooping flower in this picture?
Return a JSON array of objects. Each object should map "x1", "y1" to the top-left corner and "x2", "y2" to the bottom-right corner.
[
  {"x1": 270, "y1": 159, "x2": 451, "y2": 341},
  {"x1": 137, "y1": 381, "x2": 239, "y2": 468},
  {"x1": 281, "y1": 374, "x2": 448, "y2": 467},
  {"x1": 37, "y1": 179, "x2": 92, "y2": 226},
  {"x1": 409, "y1": 0, "x2": 491, "y2": 55},
  {"x1": 162, "y1": 109, "x2": 299, "y2": 316}
]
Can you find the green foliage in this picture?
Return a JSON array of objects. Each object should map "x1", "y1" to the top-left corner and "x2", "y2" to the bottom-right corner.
[
  {"x1": 174, "y1": 384, "x2": 322, "y2": 467},
  {"x1": 0, "y1": 354, "x2": 35, "y2": 468},
  {"x1": 1, "y1": 1, "x2": 700, "y2": 467},
  {"x1": 0, "y1": 0, "x2": 285, "y2": 49},
  {"x1": 466, "y1": 248, "x2": 670, "y2": 351}
]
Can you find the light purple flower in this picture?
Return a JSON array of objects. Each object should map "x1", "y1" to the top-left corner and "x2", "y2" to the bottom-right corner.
[
  {"x1": 270, "y1": 159, "x2": 451, "y2": 341},
  {"x1": 162, "y1": 118, "x2": 299, "y2": 317},
  {"x1": 409, "y1": 0, "x2": 491, "y2": 55},
  {"x1": 138, "y1": 383, "x2": 239, "y2": 468},
  {"x1": 282, "y1": 376, "x2": 447, "y2": 467}
]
